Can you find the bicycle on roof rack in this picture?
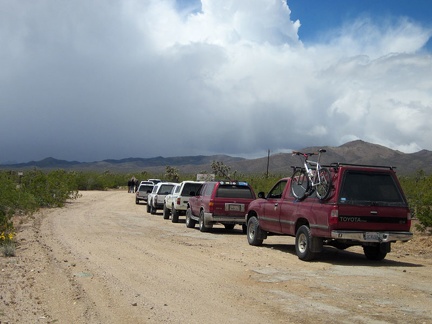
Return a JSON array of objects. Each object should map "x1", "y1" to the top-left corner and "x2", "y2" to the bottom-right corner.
[{"x1": 290, "y1": 149, "x2": 332, "y2": 200}]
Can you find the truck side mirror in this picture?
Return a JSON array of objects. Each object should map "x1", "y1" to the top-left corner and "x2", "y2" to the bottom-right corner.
[{"x1": 258, "y1": 192, "x2": 266, "y2": 199}]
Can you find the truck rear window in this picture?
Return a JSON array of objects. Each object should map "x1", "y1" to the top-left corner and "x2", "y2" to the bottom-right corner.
[
  {"x1": 339, "y1": 171, "x2": 406, "y2": 206},
  {"x1": 216, "y1": 185, "x2": 254, "y2": 199}
]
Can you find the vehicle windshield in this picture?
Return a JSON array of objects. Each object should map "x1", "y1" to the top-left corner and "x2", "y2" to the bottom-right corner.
[
  {"x1": 216, "y1": 185, "x2": 254, "y2": 199},
  {"x1": 339, "y1": 171, "x2": 407, "y2": 206}
]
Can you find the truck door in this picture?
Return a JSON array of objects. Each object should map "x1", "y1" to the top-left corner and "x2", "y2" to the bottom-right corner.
[
  {"x1": 262, "y1": 180, "x2": 287, "y2": 234},
  {"x1": 277, "y1": 179, "x2": 298, "y2": 235}
]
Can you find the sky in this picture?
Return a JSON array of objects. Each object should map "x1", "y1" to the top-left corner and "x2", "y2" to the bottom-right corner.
[{"x1": 1, "y1": 0, "x2": 432, "y2": 163}]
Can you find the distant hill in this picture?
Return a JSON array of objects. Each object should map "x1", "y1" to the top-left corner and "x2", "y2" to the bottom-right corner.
[{"x1": 1, "y1": 140, "x2": 431, "y2": 175}]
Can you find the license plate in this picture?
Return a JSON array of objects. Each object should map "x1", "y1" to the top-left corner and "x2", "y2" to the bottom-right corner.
[
  {"x1": 364, "y1": 232, "x2": 380, "y2": 241},
  {"x1": 227, "y1": 204, "x2": 243, "y2": 212}
]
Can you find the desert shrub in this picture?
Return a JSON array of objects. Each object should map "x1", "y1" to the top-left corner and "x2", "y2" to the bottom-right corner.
[
  {"x1": 399, "y1": 171, "x2": 432, "y2": 234},
  {"x1": 20, "y1": 169, "x2": 80, "y2": 207},
  {"x1": 0, "y1": 172, "x2": 17, "y2": 235}
]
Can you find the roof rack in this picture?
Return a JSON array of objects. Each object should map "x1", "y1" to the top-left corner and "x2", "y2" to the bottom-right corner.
[{"x1": 328, "y1": 162, "x2": 396, "y2": 170}]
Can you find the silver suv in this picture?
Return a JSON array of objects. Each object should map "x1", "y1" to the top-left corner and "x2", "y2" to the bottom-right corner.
[
  {"x1": 163, "y1": 181, "x2": 203, "y2": 223},
  {"x1": 147, "y1": 182, "x2": 178, "y2": 215},
  {"x1": 135, "y1": 182, "x2": 154, "y2": 204}
]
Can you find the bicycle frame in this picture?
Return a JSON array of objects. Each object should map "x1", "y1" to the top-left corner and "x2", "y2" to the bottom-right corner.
[
  {"x1": 291, "y1": 149, "x2": 331, "y2": 200},
  {"x1": 294, "y1": 150, "x2": 325, "y2": 187}
]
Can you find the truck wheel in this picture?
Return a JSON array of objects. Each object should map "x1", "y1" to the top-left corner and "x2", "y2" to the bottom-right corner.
[
  {"x1": 163, "y1": 203, "x2": 170, "y2": 219},
  {"x1": 185, "y1": 208, "x2": 196, "y2": 228},
  {"x1": 224, "y1": 224, "x2": 235, "y2": 230},
  {"x1": 171, "y1": 207, "x2": 179, "y2": 223},
  {"x1": 295, "y1": 225, "x2": 316, "y2": 261},
  {"x1": 363, "y1": 245, "x2": 387, "y2": 261},
  {"x1": 146, "y1": 202, "x2": 151, "y2": 213},
  {"x1": 136, "y1": 199, "x2": 139, "y2": 204},
  {"x1": 199, "y1": 210, "x2": 212, "y2": 232},
  {"x1": 247, "y1": 216, "x2": 264, "y2": 246}
]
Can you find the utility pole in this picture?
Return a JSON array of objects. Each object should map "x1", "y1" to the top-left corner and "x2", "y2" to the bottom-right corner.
[{"x1": 266, "y1": 149, "x2": 270, "y2": 178}]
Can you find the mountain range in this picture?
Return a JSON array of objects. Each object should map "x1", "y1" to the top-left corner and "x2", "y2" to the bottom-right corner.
[{"x1": 1, "y1": 140, "x2": 431, "y2": 176}]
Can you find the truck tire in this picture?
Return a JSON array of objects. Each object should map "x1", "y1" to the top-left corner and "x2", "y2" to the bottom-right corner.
[
  {"x1": 295, "y1": 225, "x2": 316, "y2": 261},
  {"x1": 363, "y1": 245, "x2": 387, "y2": 261},
  {"x1": 247, "y1": 216, "x2": 264, "y2": 246},
  {"x1": 163, "y1": 203, "x2": 170, "y2": 219},
  {"x1": 171, "y1": 206, "x2": 179, "y2": 223},
  {"x1": 185, "y1": 208, "x2": 196, "y2": 228},
  {"x1": 136, "y1": 199, "x2": 139, "y2": 204},
  {"x1": 199, "y1": 210, "x2": 212, "y2": 232},
  {"x1": 146, "y1": 201, "x2": 151, "y2": 213}
]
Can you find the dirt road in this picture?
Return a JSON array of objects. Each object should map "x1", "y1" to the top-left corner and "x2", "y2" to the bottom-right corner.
[{"x1": 1, "y1": 190, "x2": 432, "y2": 323}]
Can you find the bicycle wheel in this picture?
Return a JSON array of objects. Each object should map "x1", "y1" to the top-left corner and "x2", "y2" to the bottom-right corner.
[
  {"x1": 315, "y1": 167, "x2": 332, "y2": 200},
  {"x1": 291, "y1": 169, "x2": 310, "y2": 199}
]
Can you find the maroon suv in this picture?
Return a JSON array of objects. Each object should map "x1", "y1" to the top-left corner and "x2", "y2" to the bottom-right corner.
[{"x1": 186, "y1": 181, "x2": 256, "y2": 232}]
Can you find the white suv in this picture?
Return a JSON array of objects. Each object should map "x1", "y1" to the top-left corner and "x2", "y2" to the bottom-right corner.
[
  {"x1": 162, "y1": 181, "x2": 203, "y2": 223},
  {"x1": 147, "y1": 182, "x2": 178, "y2": 215}
]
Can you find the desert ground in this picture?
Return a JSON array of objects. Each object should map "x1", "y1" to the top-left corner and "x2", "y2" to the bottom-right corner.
[{"x1": 1, "y1": 190, "x2": 432, "y2": 324}]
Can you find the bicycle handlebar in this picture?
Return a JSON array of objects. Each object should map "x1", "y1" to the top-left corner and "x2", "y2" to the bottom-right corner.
[{"x1": 292, "y1": 149, "x2": 326, "y2": 157}]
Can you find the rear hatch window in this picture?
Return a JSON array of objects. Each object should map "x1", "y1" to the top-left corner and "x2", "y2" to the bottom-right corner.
[
  {"x1": 139, "y1": 185, "x2": 153, "y2": 192},
  {"x1": 158, "y1": 184, "x2": 175, "y2": 195},
  {"x1": 182, "y1": 183, "x2": 203, "y2": 196},
  {"x1": 339, "y1": 171, "x2": 407, "y2": 207},
  {"x1": 216, "y1": 184, "x2": 254, "y2": 199}
]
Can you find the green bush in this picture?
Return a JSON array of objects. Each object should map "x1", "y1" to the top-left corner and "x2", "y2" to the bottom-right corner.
[{"x1": 399, "y1": 171, "x2": 432, "y2": 234}]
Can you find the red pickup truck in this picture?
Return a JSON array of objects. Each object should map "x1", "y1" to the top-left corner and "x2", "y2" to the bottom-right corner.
[
  {"x1": 186, "y1": 181, "x2": 256, "y2": 232},
  {"x1": 245, "y1": 163, "x2": 413, "y2": 261}
]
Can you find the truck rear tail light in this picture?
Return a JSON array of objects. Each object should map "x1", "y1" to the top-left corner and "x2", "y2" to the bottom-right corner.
[
  {"x1": 209, "y1": 200, "x2": 214, "y2": 213},
  {"x1": 176, "y1": 198, "x2": 180, "y2": 205},
  {"x1": 154, "y1": 195, "x2": 158, "y2": 202},
  {"x1": 329, "y1": 209, "x2": 339, "y2": 225}
]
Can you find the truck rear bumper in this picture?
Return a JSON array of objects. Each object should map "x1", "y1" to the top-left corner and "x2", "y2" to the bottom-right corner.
[
  {"x1": 204, "y1": 213, "x2": 246, "y2": 224},
  {"x1": 331, "y1": 231, "x2": 413, "y2": 243}
]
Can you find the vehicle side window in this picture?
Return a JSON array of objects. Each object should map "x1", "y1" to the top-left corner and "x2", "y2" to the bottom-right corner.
[
  {"x1": 268, "y1": 180, "x2": 287, "y2": 199},
  {"x1": 204, "y1": 183, "x2": 215, "y2": 196}
]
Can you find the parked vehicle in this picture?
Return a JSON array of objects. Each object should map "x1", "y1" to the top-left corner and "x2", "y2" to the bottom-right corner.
[
  {"x1": 186, "y1": 181, "x2": 256, "y2": 232},
  {"x1": 147, "y1": 182, "x2": 178, "y2": 214},
  {"x1": 135, "y1": 182, "x2": 154, "y2": 204},
  {"x1": 163, "y1": 181, "x2": 204, "y2": 222},
  {"x1": 246, "y1": 163, "x2": 413, "y2": 261},
  {"x1": 163, "y1": 184, "x2": 181, "y2": 219},
  {"x1": 148, "y1": 178, "x2": 162, "y2": 184}
]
